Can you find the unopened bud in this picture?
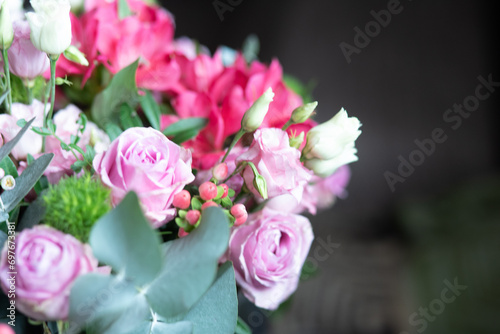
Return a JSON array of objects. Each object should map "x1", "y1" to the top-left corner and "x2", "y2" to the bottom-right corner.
[
  {"x1": 291, "y1": 101, "x2": 318, "y2": 124},
  {"x1": 0, "y1": 3, "x2": 14, "y2": 50},
  {"x1": 63, "y1": 45, "x2": 89, "y2": 66},
  {"x1": 212, "y1": 162, "x2": 228, "y2": 181},
  {"x1": 0, "y1": 168, "x2": 4, "y2": 179},
  {"x1": 253, "y1": 175, "x2": 268, "y2": 200},
  {"x1": 241, "y1": 87, "x2": 274, "y2": 132}
]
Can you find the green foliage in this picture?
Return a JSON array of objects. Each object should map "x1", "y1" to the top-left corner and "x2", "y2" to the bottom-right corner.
[
  {"x1": 43, "y1": 174, "x2": 111, "y2": 242},
  {"x1": 91, "y1": 60, "x2": 140, "y2": 128},
  {"x1": 69, "y1": 194, "x2": 237, "y2": 334},
  {"x1": 0, "y1": 153, "x2": 54, "y2": 222},
  {"x1": 283, "y1": 74, "x2": 316, "y2": 104},
  {"x1": 139, "y1": 90, "x2": 161, "y2": 130},
  {"x1": 163, "y1": 117, "x2": 208, "y2": 144},
  {"x1": 10, "y1": 74, "x2": 46, "y2": 104}
]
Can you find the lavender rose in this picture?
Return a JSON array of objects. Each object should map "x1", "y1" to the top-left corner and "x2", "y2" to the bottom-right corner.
[
  {"x1": 236, "y1": 128, "x2": 312, "y2": 202},
  {"x1": 0, "y1": 225, "x2": 98, "y2": 321},
  {"x1": 93, "y1": 127, "x2": 195, "y2": 228},
  {"x1": 226, "y1": 208, "x2": 314, "y2": 310}
]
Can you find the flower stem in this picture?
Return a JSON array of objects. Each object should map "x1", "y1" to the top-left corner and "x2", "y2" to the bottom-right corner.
[
  {"x1": 43, "y1": 56, "x2": 58, "y2": 152},
  {"x1": 281, "y1": 119, "x2": 293, "y2": 131},
  {"x1": 222, "y1": 162, "x2": 247, "y2": 184},
  {"x1": 1, "y1": 48, "x2": 12, "y2": 114},
  {"x1": 221, "y1": 129, "x2": 245, "y2": 163},
  {"x1": 26, "y1": 81, "x2": 34, "y2": 104}
]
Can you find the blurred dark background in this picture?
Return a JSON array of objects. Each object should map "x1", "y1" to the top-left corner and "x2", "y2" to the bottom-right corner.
[{"x1": 162, "y1": 1, "x2": 500, "y2": 333}]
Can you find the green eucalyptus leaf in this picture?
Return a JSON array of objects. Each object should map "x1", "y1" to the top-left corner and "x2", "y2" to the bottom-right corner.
[
  {"x1": 0, "y1": 156, "x2": 18, "y2": 178},
  {"x1": 140, "y1": 90, "x2": 161, "y2": 130},
  {"x1": 184, "y1": 262, "x2": 238, "y2": 334},
  {"x1": 91, "y1": 60, "x2": 140, "y2": 128},
  {"x1": 17, "y1": 192, "x2": 46, "y2": 231},
  {"x1": 89, "y1": 192, "x2": 162, "y2": 286},
  {"x1": 235, "y1": 317, "x2": 252, "y2": 334},
  {"x1": 145, "y1": 207, "x2": 230, "y2": 318},
  {"x1": 0, "y1": 231, "x2": 7, "y2": 250},
  {"x1": 0, "y1": 118, "x2": 35, "y2": 163},
  {"x1": 0, "y1": 153, "x2": 54, "y2": 215}
]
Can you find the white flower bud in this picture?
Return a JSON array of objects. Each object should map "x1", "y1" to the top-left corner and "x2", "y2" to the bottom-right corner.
[
  {"x1": 302, "y1": 108, "x2": 361, "y2": 177},
  {"x1": 304, "y1": 147, "x2": 358, "y2": 177},
  {"x1": 241, "y1": 87, "x2": 274, "y2": 132},
  {"x1": 26, "y1": 0, "x2": 72, "y2": 55},
  {"x1": 291, "y1": 101, "x2": 317, "y2": 124},
  {"x1": 0, "y1": 1, "x2": 14, "y2": 50}
]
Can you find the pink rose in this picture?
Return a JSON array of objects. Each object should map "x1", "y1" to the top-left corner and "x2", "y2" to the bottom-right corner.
[
  {"x1": 93, "y1": 127, "x2": 195, "y2": 227},
  {"x1": 237, "y1": 128, "x2": 312, "y2": 201},
  {"x1": 0, "y1": 225, "x2": 98, "y2": 321},
  {"x1": 89, "y1": 0, "x2": 179, "y2": 90},
  {"x1": 0, "y1": 100, "x2": 46, "y2": 160},
  {"x1": 267, "y1": 165, "x2": 351, "y2": 215},
  {"x1": 225, "y1": 208, "x2": 314, "y2": 310},
  {"x1": 8, "y1": 21, "x2": 49, "y2": 80},
  {"x1": 43, "y1": 105, "x2": 109, "y2": 183}
]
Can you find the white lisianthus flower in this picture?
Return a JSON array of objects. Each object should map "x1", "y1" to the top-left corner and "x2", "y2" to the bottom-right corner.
[
  {"x1": 302, "y1": 108, "x2": 361, "y2": 177},
  {"x1": 26, "y1": 0, "x2": 72, "y2": 56},
  {"x1": 0, "y1": 0, "x2": 14, "y2": 50},
  {"x1": 241, "y1": 87, "x2": 274, "y2": 132}
]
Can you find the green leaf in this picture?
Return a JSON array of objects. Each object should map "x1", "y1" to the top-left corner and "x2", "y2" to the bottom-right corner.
[
  {"x1": 0, "y1": 153, "x2": 54, "y2": 217},
  {"x1": 171, "y1": 129, "x2": 201, "y2": 145},
  {"x1": 145, "y1": 207, "x2": 230, "y2": 318},
  {"x1": 191, "y1": 197, "x2": 202, "y2": 211},
  {"x1": 0, "y1": 118, "x2": 35, "y2": 163},
  {"x1": 105, "y1": 123, "x2": 123, "y2": 142},
  {"x1": 89, "y1": 192, "x2": 162, "y2": 286},
  {"x1": 220, "y1": 196, "x2": 232, "y2": 209},
  {"x1": 215, "y1": 186, "x2": 225, "y2": 200},
  {"x1": 17, "y1": 192, "x2": 46, "y2": 231},
  {"x1": 27, "y1": 153, "x2": 35, "y2": 165},
  {"x1": 228, "y1": 189, "x2": 235, "y2": 197},
  {"x1": 78, "y1": 113, "x2": 88, "y2": 133},
  {"x1": 71, "y1": 160, "x2": 86, "y2": 173},
  {"x1": 283, "y1": 74, "x2": 316, "y2": 104},
  {"x1": 0, "y1": 156, "x2": 19, "y2": 178},
  {"x1": 31, "y1": 126, "x2": 52, "y2": 136},
  {"x1": 0, "y1": 89, "x2": 9, "y2": 105},
  {"x1": 163, "y1": 118, "x2": 208, "y2": 141},
  {"x1": 242, "y1": 34, "x2": 260, "y2": 63},
  {"x1": 140, "y1": 90, "x2": 161, "y2": 130},
  {"x1": 235, "y1": 317, "x2": 252, "y2": 334},
  {"x1": 69, "y1": 144, "x2": 85, "y2": 156},
  {"x1": 119, "y1": 103, "x2": 143, "y2": 129},
  {"x1": 70, "y1": 134, "x2": 80, "y2": 145},
  {"x1": 91, "y1": 60, "x2": 140, "y2": 128},
  {"x1": 16, "y1": 118, "x2": 27, "y2": 128},
  {"x1": 47, "y1": 119, "x2": 56, "y2": 134},
  {"x1": 118, "y1": 0, "x2": 132, "y2": 20},
  {"x1": 60, "y1": 142, "x2": 71, "y2": 151},
  {"x1": 184, "y1": 262, "x2": 238, "y2": 334}
]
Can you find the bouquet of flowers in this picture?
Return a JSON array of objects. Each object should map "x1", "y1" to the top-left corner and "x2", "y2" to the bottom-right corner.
[{"x1": 0, "y1": 0, "x2": 362, "y2": 333}]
